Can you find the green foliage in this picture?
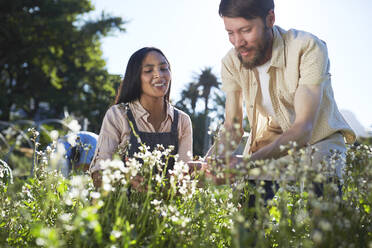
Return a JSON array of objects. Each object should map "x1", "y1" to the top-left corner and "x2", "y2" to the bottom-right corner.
[
  {"x1": 1, "y1": 129, "x2": 372, "y2": 247},
  {"x1": 0, "y1": 0, "x2": 125, "y2": 131}
]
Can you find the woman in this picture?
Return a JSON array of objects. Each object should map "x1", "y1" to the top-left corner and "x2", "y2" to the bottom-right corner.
[{"x1": 90, "y1": 47, "x2": 193, "y2": 187}]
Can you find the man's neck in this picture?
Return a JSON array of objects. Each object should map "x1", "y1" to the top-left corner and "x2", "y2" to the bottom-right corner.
[{"x1": 257, "y1": 28, "x2": 274, "y2": 67}]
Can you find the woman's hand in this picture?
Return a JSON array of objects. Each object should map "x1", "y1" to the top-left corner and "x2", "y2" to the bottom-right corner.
[
  {"x1": 196, "y1": 155, "x2": 243, "y2": 185},
  {"x1": 130, "y1": 175, "x2": 146, "y2": 192},
  {"x1": 91, "y1": 170, "x2": 102, "y2": 188},
  {"x1": 187, "y1": 161, "x2": 209, "y2": 174}
]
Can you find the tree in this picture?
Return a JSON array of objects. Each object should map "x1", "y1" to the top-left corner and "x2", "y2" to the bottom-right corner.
[
  {"x1": 176, "y1": 68, "x2": 223, "y2": 156},
  {"x1": 177, "y1": 82, "x2": 200, "y2": 116},
  {"x1": 195, "y1": 67, "x2": 221, "y2": 153},
  {"x1": 196, "y1": 67, "x2": 220, "y2": 117},
  {"x1": 0, "y1": 0, "x2": 125, "y2": 132}
]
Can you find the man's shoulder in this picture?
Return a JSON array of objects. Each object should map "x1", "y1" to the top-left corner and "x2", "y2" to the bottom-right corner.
[{"x1": 276, "y1": 26, "x2": 326, "y2": 49}]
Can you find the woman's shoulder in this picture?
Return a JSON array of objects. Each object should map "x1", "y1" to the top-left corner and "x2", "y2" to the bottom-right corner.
[
  {"x1": 104, "y1": 103, "x2": 129, "y2": 123},
  {"x1": 107, "y1": 103, "x2": 128, "y2": 115},
  {"x1": 172, "y1": 106, "x2": 191, "y2": 123}
]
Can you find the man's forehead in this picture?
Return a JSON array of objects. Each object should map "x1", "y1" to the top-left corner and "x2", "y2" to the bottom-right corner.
[{"x1": 223, "y1": 16, "x2": 262, "y2": 28}]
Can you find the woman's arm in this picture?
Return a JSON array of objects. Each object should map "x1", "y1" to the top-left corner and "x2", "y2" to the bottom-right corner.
[
  {"x1": 177, "y1": 112, "x2": 193, "y2": 162},
  {"x1": 90, "y1": 106, "x2": 128, "y2": 187}
]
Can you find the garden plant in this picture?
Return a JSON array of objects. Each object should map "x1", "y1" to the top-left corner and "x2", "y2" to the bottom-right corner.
[{"x1": 0, "y1": 127, "x2": 371, "y2": 247}]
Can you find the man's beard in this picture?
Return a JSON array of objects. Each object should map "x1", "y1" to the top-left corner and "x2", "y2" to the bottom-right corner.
[{"x1": 237, "y1": 27, "x2": 271, "y2": 69}]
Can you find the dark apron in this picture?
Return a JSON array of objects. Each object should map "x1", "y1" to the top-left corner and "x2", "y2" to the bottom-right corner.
[{"x1": 126, "y1": 106, "x2": 179, "y2": 172}]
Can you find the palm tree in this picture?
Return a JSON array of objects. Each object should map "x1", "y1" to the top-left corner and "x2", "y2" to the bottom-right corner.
[
  {"x1": 176, "y1": 82, "x2": 200, "y2": 116},
  {"x1": 196, "y1": 67, "x2": 220, "y2": 117},
  {"x1": 195, "y1": 67, "x2": 220, "y2": 153}
]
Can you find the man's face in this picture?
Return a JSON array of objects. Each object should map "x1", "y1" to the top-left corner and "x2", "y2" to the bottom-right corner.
[{"x1": 223, "y1": 16, "x2": 273, "y2": 69}]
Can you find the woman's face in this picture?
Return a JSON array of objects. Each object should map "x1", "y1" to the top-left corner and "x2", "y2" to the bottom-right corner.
[{"x1": 140, "y1": 51, "x2": 171, "y2": 100}]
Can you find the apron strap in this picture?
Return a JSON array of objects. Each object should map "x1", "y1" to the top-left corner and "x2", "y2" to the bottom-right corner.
[
  {"x1": 171, "y1": 109, "x2": 179, "y2": 133},
  {"x1": 125, "y1": 105, "x2": 140, "y2": 134}
]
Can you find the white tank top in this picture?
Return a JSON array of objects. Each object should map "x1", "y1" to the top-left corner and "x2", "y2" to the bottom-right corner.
[{"x1": 256, "y1": 60, "x2": 275, "y2": 117}]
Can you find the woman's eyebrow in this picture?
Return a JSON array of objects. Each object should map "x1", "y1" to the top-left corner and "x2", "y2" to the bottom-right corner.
[{"x1": 143, "y1": 62, "x2": 168, "y2": 68}]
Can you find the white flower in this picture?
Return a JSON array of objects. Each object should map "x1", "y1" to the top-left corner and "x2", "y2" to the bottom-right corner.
[
  {"x1": 70, "y1": 176, "x2": 83, "y2": 187},
  {"x1": 50, "y1": 130, "x2": 59, "y2": 141},
  {"x1": 59, "y1": 213, "x2": 72, "y2": 222},
  {"x1": 67, "y1": 120, "x2": 81, "y2": 132},
  {"x1": 171, "y1": 215, "x2": 179, "y2": 222},
  {"x1": 90, "y1": 192, "x2": 101, "y2": 199},
  {"x1": 103, "y1": 183, "x2": 113, "y2": 192},
  {"x1": 181, "y1": 217, "x2": 191, "y2": 227},
  {"x1": 110, "y1": 159, "x2": 125, "y2": 170},
  {"x1": 67, "y1": 133, "x2": 78, "y2": 147},
  {"x1": 168, "y1": 205, "x2": 176, "y2": 213},
  {"x1": 154, "y1": 174, "x2": 162, "y2": 183},
  {"x1": 120, "y1": 178, "x2": 127, "y2": 185},
  {"x1": 36, "y1": 238, "x2": 46, "y2": 246},
  {"x1": 99, "y1": 159, "x2": 112, "y2": 170},
  {"x1": 250, "y1": 168, "x2": 261, "y2": 177},
  {"x1": 150, "y1": 199, "x2": 162, "y2": 206},
  {"x1": 45, "y1": 146, "x2": 53, "y2": 153},
  {"x1": 111, "y1": 230, "x2": 122, "y2": 239},
  {"x1": 179, "y1": 185, "x2": 188, "y2": 195}
]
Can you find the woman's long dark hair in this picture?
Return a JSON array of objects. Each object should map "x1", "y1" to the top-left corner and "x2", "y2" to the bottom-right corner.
[{"x1": 115, "y1": 47, "x2": 171, "y2": 104}]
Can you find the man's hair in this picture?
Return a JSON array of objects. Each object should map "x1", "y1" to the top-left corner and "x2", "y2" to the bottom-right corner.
[{"x1": 219, "y1": 0, "x2": 274, "y2": 21}]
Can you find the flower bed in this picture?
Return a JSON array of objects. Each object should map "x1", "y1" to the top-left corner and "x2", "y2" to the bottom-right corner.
[{"x1": 0, "y1": 130, "x2": 371, "y2": 247}]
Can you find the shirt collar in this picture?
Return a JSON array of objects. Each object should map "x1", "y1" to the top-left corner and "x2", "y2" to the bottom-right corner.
[
  {"x1": 129, "y1": 100, "x2": 174, "y2": 122},
  {"x1": 270, "y1": 25, "x2": 286, "y2": 69}
]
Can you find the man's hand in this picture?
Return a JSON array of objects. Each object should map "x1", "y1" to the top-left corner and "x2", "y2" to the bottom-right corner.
[{"x1": 250, "y1": 83, "x2": 323, "y2": 161}]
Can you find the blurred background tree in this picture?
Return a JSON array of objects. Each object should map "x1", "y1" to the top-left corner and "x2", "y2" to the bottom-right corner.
[
  {"x1": 0, "y1": 0, "x2": 126, "y2": 132},
  {"x1": 176, "y1": 67, "x2": 225, "y2": 156}
]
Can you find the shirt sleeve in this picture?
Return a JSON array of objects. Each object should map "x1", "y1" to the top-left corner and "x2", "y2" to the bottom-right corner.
[
  {"x1": 221, "y1": 50, "x2": 242, "y2": 93},
  {"x1": 298, "y1": 36, "x2": 331, "y2": 85},
  {"x1": 90, "y1": 106, "x2": 129, "y2": 173},
  {"x1": 177, "y1": 112, "x2": 193, "y2": 162}
]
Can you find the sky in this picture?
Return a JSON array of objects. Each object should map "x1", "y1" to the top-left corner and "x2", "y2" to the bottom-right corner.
[{"x1": 90, "y1": 0, "x2": 372, "y2": 130}]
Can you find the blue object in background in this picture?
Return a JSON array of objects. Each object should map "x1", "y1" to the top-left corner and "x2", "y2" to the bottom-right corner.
[{"x1": 59, "y1": 131, "x2": 98, "y2": 177}]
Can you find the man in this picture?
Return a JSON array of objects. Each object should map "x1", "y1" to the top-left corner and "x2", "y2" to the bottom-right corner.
[{"x1": 206, "y1": 0, "x2": 355, "y2": 180}]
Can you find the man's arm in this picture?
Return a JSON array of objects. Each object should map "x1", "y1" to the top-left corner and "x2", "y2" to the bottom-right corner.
[
  {"x1": 205, "y1": 90, "x2": 244, "y2": 158},
  {"x1": 250, "y1": 83, "x2": 323, "y2": 161}
]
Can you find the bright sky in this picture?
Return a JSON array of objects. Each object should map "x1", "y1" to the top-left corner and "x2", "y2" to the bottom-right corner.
[{"x1": 91, "y1": 0, "x2": 372, "y2": 129}]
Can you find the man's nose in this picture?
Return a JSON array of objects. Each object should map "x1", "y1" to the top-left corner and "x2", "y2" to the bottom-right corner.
[{"x1": 233, "y1": 33, "x2": 246, "y2": 48}]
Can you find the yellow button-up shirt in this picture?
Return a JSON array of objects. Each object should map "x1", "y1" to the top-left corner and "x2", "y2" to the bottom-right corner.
[
  {"x1": 221, "y1": 25, "x2": 355, "y2": 155},
  {"x1": 90, "y1": 100, "x2": 193, "y2": 173}
]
